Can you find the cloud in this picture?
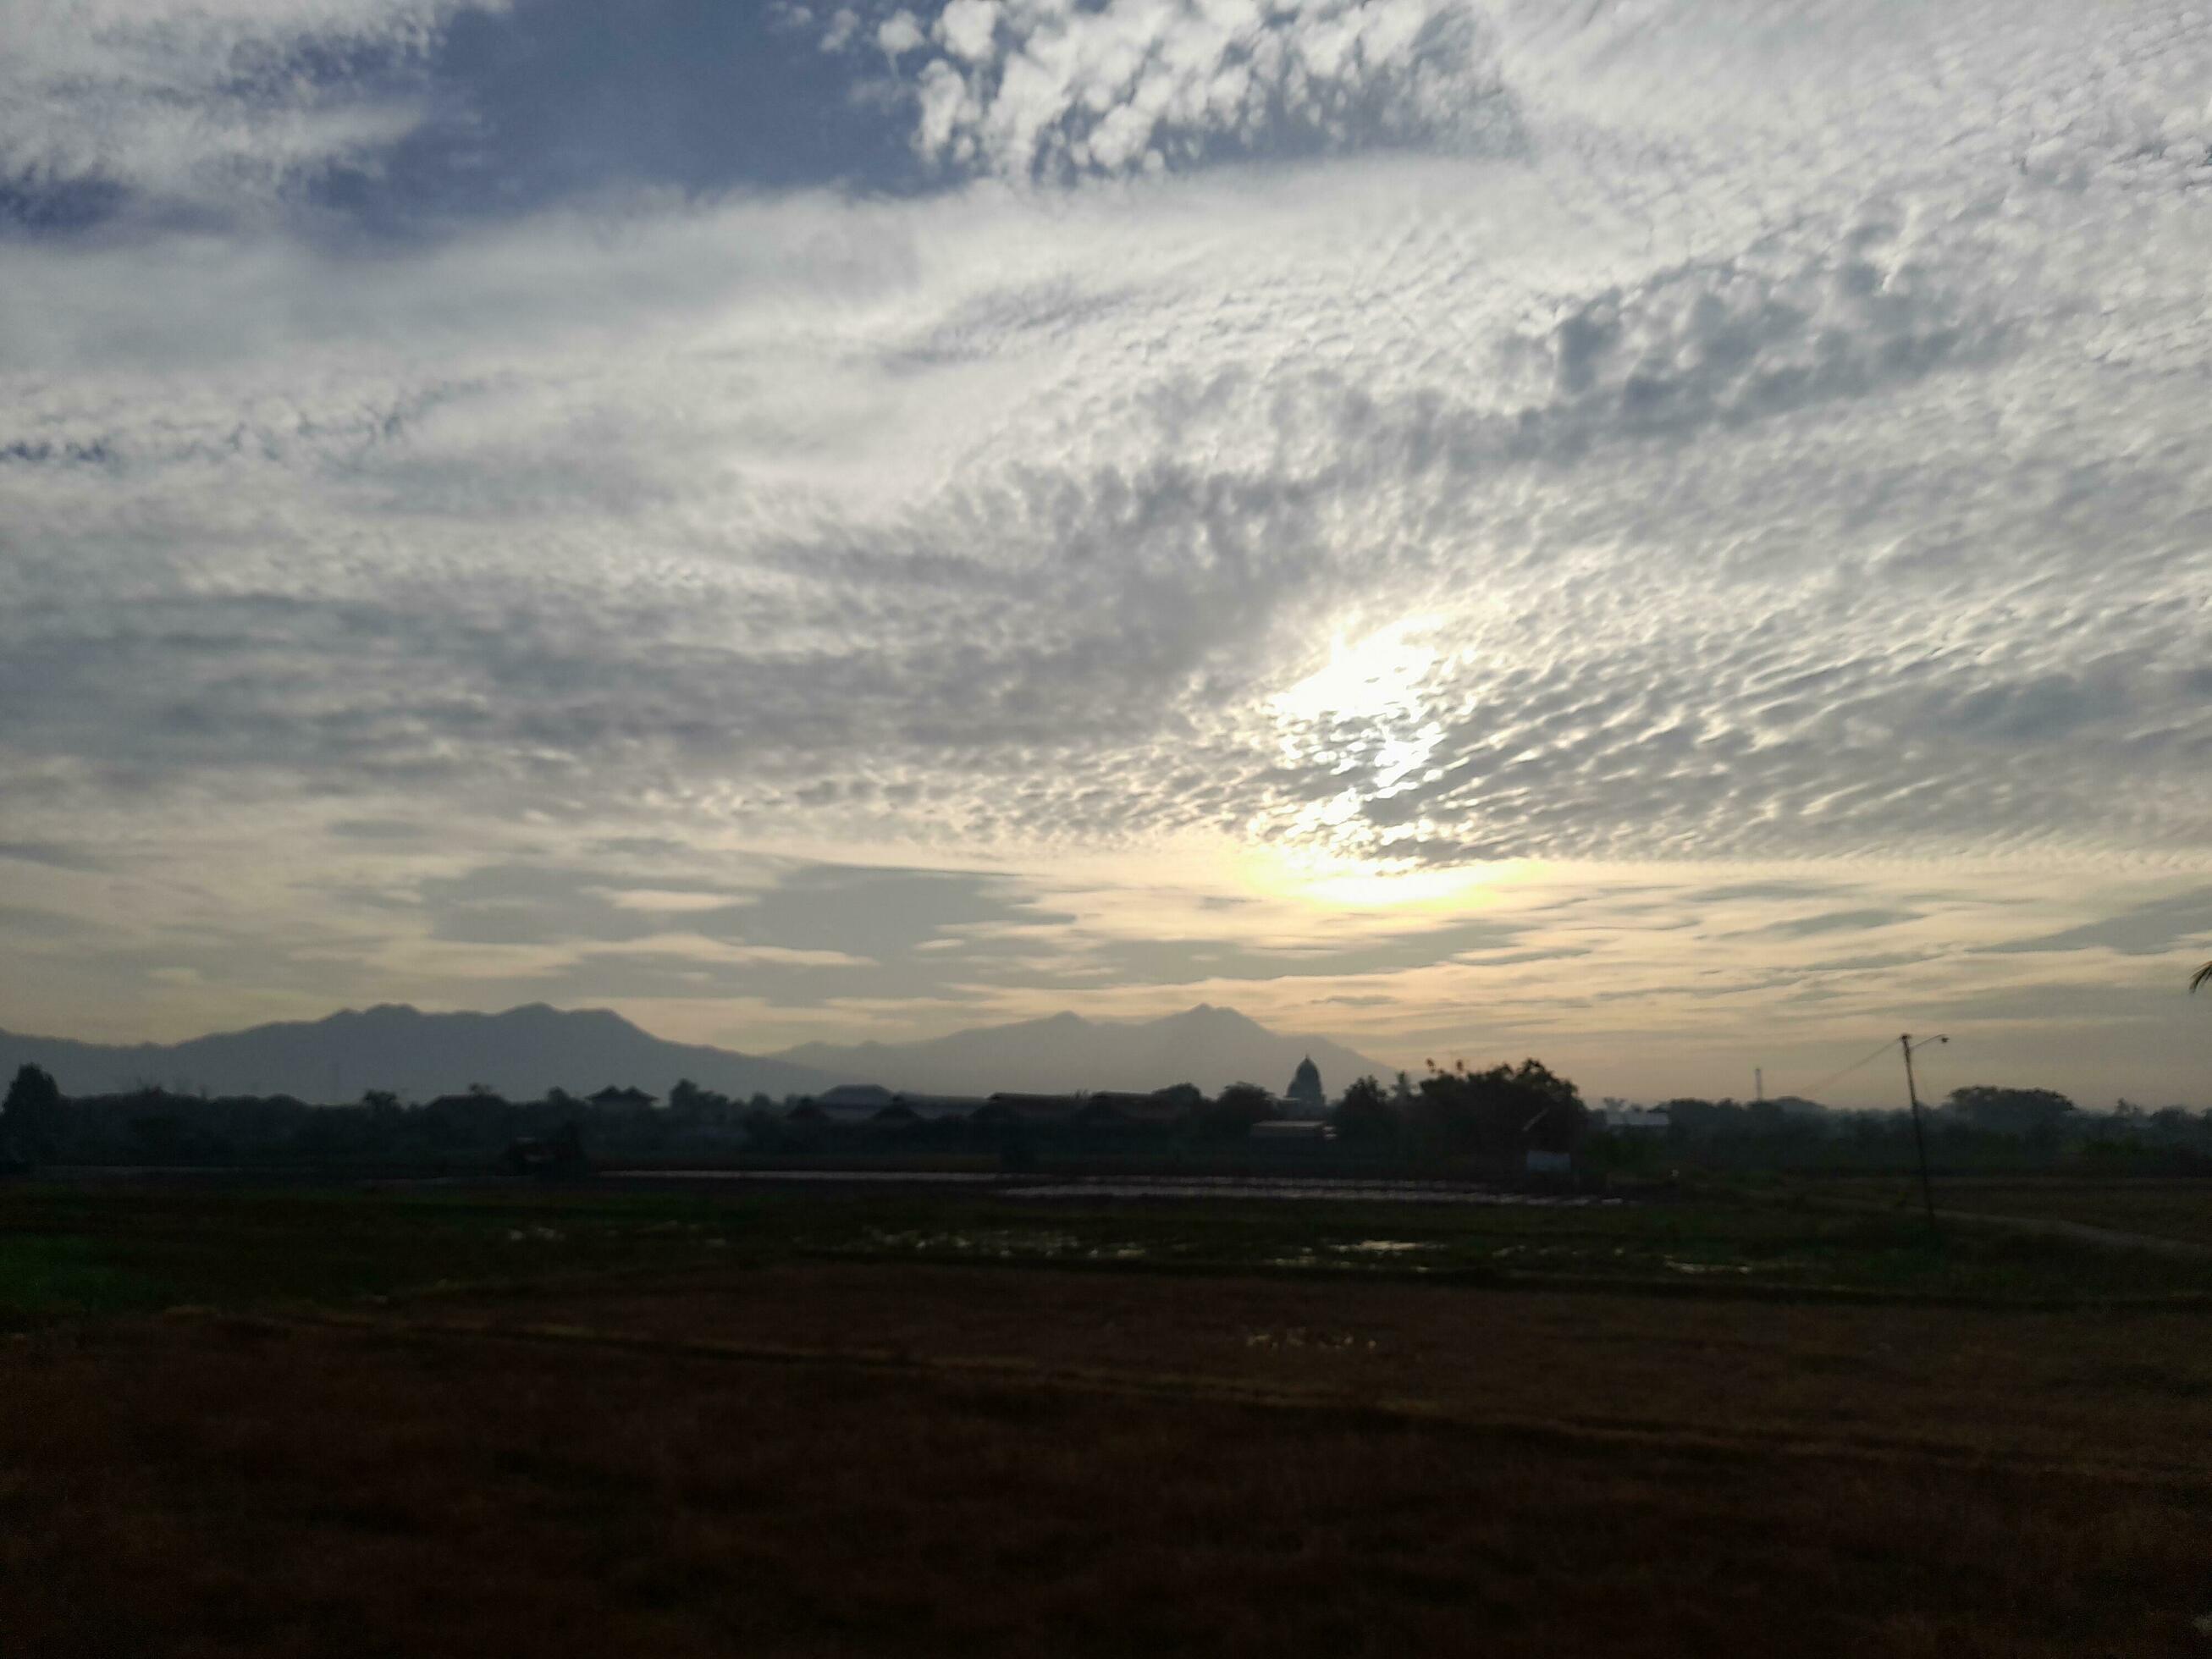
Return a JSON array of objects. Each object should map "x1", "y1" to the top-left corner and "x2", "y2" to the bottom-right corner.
[
  {"x1": 0, "y1": 0, "x2": 505, "y2": 221},
  {"x1": 0, "y1": 903, "x2": 87, "y2": 939},
  {"x1": 334, "y1": 857, "x2": 1094, "y2": 1010},
  {"x1": 3, "y1": 157, "x2": 2208, "y2": 873},
  {"x1": 0, "y1": 841, "x2": 108, "y2": 871},
  {"x1": 1751, "y1": 909, "x2": 1923, "y2": 940},
  {"x1": 1495, "y1": 236, "x2": 2011, "y2": 446},
  {"x1": 1983, "y1": 888, "x2": 2212, "y2": 959},
  {"x1": 830, "y1": 0, "x2": 1520, "y2": 179},
  {"x1": 4, "y1": 0, "x2": 2212, "y2": 1100}
]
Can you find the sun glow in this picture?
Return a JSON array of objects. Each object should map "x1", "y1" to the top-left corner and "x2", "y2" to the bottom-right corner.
[
  {"x1": 1270, "y1": 616, "x2": 1441, "y2": 728},
  {"x1": 1238, "y1": 841, "x2": 1519, "y2": 912}
]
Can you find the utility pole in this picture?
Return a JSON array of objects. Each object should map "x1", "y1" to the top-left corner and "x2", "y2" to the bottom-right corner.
[
  {"x1": 1754, "y1": 1066, "x2": 1764, "y2": 1104},
  {"x1": 1900, "y1": 1033, "x2": 1946, "y2": 1230}
]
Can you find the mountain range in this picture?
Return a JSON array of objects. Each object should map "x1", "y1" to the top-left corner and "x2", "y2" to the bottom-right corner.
[
  {"x1": 0, "y1": 1002, "x2": 1393, "y2": 1103},
  {"x1": 0, "y1": 1003, "x2": 835, "y2": 1104},
  {"x1": 772, "y1": 1005, "x2": 1390, "y2": 1099}
]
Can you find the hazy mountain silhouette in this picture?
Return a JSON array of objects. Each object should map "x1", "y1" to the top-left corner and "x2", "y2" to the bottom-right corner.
[
  {"x1": 2, "y1": 1000, "x2": 1393, "y2": 1104},
  {"x1": 774, "y1": 1004, "x2": 1391, "y2": 1098},
  {"x1": 0, "y1": 1004, "x2": 838, "y2": 1103}
]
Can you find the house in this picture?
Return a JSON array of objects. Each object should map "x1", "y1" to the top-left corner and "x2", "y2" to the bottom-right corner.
[
  {"x1": 889, "y1": 1094, "x2": 988, "y2": 1123},
  {"x1": 818, "y1": 1083, "x2": 896, "y2": 1110},
  {"x1": 503, "y1": 1123, "x2": 589, "y2": 1175},
  {"x1": 1074, "y1": 1092, "x2": 1191, "y2": 1131},
  {"x1": 970, "y1": 1094, "x2": 1084, "y2": 1128},
  {"x1": 1249, "y1": 1119, "x2": 1334, "y2": 1144},
  {"x1": 787, "y1": 1083, "x2": 899, "y2": 1127},
  {"x1": 863, "y1": 1095, "x2": 984, "y2": 1127},
  {"x1": 1597, "y1": 1106, "x2": 1670, "y2": 1135},
  {"x1": 424, "y1": 1092, "x2": 508, "y2": 1113}
]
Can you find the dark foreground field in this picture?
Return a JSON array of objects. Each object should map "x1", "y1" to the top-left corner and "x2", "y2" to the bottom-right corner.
[{"x1": 5, "y1": 1177, "x2": 2211, "y2": 1656}]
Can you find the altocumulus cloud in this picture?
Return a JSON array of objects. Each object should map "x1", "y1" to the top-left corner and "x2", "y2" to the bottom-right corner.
[
  {"x1": 1, "y1": 0, "x2": 2209, "y2": 1100},
  {"x1": 0, "y1": 0, "x2": 506, "y2": 221},
  {"x1": 811, "y1": 0, "x2": 1520, "y2": 179}
]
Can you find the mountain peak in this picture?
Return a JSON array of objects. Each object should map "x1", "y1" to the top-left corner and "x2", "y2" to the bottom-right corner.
[
  {"x1": 1161, "y1": 1003, "x2": 1261, "y2": 1029},
  {"x1": 2, "y1": 1002, "x2": 835, "y2": 1102},
  {"x1": 500, "y1": 1002, "x2": 633, "y2": 1028},
  {"x1": 767, "y1": 1002, "x2": 1389, "y2": 1096}
]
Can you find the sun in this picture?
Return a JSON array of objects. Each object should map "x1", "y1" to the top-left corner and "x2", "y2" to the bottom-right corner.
[{"x1": 1269, "y1": 615, "x2": 1441, "y2": 728}]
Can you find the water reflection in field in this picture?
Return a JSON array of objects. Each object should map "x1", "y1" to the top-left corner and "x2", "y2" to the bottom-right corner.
[
  {"x1": 1007, "y1": 1177, "x2": 1620, "y2": 1205},
  {"x1": 620, "y1": 1170, "x2": 1620, "y2": 1205}
]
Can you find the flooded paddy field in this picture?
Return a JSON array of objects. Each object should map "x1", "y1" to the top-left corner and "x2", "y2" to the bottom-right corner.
[
  {"x1": 616, "y1": 1166, "x2": 1625, "y2": 1206},
  {"x1": 1004, "y1": 1174, "x2": 1623, "y2": 1205}
]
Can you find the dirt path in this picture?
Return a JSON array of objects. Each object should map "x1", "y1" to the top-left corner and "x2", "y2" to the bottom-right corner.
[
  {"x1": 1815, "y1": 1192, "x2": 2212, "y2": 1258},
  {"x1": 1927, "y1": 1206, "x2": 2212, "y2": 1258}
]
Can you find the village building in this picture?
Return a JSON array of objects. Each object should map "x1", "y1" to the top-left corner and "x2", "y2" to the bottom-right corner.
[
  {"x1": 787, "y1": 1083, "x2": 899, "y2": 1127},
  {"x1": 1597, "y1": 1106, "x2": 1671, "y2": 1134},
  {"x1": 886, "y1": 1094, "x2": 989, "y2": 1123},
  {"x1": 969, "y1": 1093, "x2": 1084, "y2": 1129},
  {"x1": 1074, "y1": 1092, "x2": 1193, "y2": 1131}
]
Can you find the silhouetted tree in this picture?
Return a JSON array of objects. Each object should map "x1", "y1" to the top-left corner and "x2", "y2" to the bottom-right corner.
[
  {"x1": 1944, "y1": 1086, "x2": 2077, "y2": 1144},
  {"x1": 1413, "y1": 1058, "x2": 1586, "y2": 1160},
  {"x1": 1196, "y1": 1082, "x2": 1277, "y2": 1141},
  {"x1": 130, "y1": 1114, "x2": 185, "y2": 1160},
  {"x1": 667, "y1": 1079, "x2": 731, "y2": 1127},
  {"x1": 3, "y1": 1063, "x2": 63, "y2": 1162},
  {"x1": 1507, "y1": 1059, "x2": 1587, "y2": 1153},
  {"x1": 740, "y1": 1105, "x2": 791, "y2": 1151},
  {"x1": 2149, "y1": 1105, "x2": 2197, "y2": 1141},
  {"x1": 1332, "y1": 1075, "x2": 1401, "y2": 1145},
  {"x1": 549, "y1": 1121, "x2": 587, "y2": 1172}
]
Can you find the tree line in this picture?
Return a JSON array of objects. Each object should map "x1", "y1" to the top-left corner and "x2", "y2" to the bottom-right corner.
[
  {"x1": 0, "y1": 1059, "x2": 1597, "y2": 1172},
  {"x1": 1591, "y1": 1084, "x2": 2212, "y2": 1174},
  {"x1": 1330, "y1": 1060, "x2": 1589, "y2": 1158},
  {"x1": 9, "y1": 1058, "x2": 2193, "y2": 1176},
  {"x1": 0, "y1": 1066, "x2": 782, "y2": 1169}
]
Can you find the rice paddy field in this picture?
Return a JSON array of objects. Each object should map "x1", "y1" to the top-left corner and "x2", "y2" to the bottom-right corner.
[
  {"x1": 1834, "y1": 1176, "x2": 2212, "y2": 1251},
  {"x1": 4, "y1": 1173, "x2": 2211, "y2": 1656}
]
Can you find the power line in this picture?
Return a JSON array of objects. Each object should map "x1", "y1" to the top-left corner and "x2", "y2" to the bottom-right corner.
[
  {"x1": 1792, "y1": 1038, "x2": 1901, "y2": 1103},
  {"x1": 1900, "y1": 1033, "x2": 1949, "y2": 1230}
]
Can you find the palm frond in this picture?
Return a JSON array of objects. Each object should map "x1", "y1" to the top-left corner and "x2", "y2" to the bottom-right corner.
[{"x1": 2193, "y1": 961, "x2": 2212, "y2": 995}]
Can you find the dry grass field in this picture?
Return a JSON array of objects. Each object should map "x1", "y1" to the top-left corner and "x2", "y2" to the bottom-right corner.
[
  {"x1": 4, "y1": 1177, "x2": 2211, "y2": 1656},
  {"x1": 1888, "y1": 1178, "x2": 2212, "y2": 1250}
]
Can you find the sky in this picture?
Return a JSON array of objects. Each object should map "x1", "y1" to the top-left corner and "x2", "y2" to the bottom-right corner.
[{"x1": 3, "y1": 0, "x2": 2210, "y2": 1106}]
